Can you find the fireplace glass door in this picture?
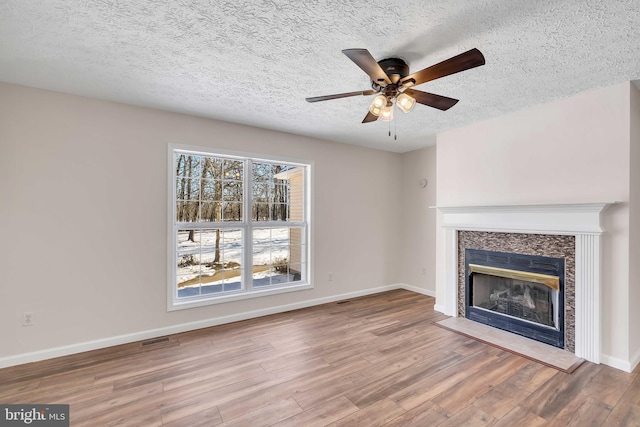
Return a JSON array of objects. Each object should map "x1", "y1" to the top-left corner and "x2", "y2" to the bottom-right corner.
[
  {"x1": 471, "y1": 273, "x2": 559, "y2": 330},
  {"x1": 465, "y1": 249, "x2": 565, "y2": 348}
]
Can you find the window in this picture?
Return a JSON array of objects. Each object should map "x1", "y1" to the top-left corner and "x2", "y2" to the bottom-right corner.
[{"x1": 168, "y1": 146, "x2": 311, "y2": 309}]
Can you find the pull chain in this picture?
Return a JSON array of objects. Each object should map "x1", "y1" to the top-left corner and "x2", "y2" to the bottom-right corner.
[
  {"x1": 394, "y1": 102, "x2": 397, "y2": 140},
  {"x1": 394, "y1": 105, "x2": 397, "y2": 140},
  {"x1": 386, "y1": 102, "x2": 398, "y2": 140}
]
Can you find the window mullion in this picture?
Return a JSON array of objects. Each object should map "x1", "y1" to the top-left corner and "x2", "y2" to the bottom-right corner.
[
  {"x1": 251, "y1": 221, "x2": 306, "y2": 228},
  {"x1": 245, "y1": 158, "x2": 253, "y2": 292}
]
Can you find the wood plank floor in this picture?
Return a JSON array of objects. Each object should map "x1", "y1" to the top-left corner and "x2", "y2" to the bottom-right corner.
[
  {"x1": 1, "y1": 290, "x2": 639, "y2": 426},
  {"x1": 435, "y1": 317, "x2": 584, "y2": 373}
]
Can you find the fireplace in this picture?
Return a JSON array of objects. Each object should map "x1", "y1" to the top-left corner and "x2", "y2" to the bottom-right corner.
[
  {"x1": 436, "y1": 203, "x2": 610, "y2": 363},
  {"x1": 465, "y1": 249, "x2": 564, "y2": 348}
]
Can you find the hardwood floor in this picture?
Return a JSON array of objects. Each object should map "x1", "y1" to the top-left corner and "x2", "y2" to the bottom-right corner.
[{"x1": 1, "y1": 289, "x2": 639, "y2": 426}]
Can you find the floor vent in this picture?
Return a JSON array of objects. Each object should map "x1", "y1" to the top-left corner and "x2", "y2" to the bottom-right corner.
[
  {"x1": 336, "y1": 300, "x2": 351, "y2": 304},
  {"x1": 141, "y1": 337, "x2": 170, "y2": 347}
]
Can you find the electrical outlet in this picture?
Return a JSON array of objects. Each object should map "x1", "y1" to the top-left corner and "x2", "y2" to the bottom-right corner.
[
  {"x1": 328, "y1": 272, "x2": 333, "y2": 281},
  {"x1": 22, "y1": 312, "x2": 34, "y2": 326}
]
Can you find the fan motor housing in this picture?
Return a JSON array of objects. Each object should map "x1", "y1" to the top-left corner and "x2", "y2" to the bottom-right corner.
[{"x1": 377, "y1": 57, "x2": 409, "y2": 82}]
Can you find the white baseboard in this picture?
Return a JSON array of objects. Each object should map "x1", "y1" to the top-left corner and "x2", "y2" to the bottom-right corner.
[
  {"x1": 608, "y1": 347, "x2": 640, "y2": 373},
  {"x1": 397, "y1": 283, "x2": 436, "y2": 297},
  {"x1": 434, "y1": 304, "x2": 446, "y2": 314},
  {"x1": 600, "y1": 353, "x2": 635, "y2": 373},
  {"x1": 1, "y1": 284, "x2": 414, "y2": 369},
  {"x1": 630, "y1": 347, "x2": 640, "y2": 373}
]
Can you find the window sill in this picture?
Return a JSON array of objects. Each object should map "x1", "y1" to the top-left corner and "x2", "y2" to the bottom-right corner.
[{"x1": 167, "y1": 282, "x2": 313, "y2": 311}]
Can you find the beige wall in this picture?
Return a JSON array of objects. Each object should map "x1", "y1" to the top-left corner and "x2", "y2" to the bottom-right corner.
[
  {"x1": 630, "y1": 83, "x2": 640, "y2": 364},
  {"x1": 0, "y1": 82, "x2": 403, "y2": 363},
  {"x1": 399, "y1": 145, "x2": 437, "y2": 294},
  {"x1": 435, "y1": 82, "x2": 634, "y2": 368}
]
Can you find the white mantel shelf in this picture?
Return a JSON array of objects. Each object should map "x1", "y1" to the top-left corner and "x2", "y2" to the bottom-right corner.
[
  {"x1": 432, "y1": 203, "x2": 614, "y2": 235},
  {"x1": 435, "y1": 202, "x2": 615, "y2": 364}
]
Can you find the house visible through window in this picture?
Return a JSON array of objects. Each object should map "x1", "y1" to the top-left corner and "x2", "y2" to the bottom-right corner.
[{"x1": 169, "y1": 147, "x2": 311, "y2": 309}]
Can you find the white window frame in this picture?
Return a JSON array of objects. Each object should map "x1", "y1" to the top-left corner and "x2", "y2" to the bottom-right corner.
[{"x1": 167, "y1": 144, "x2": 313, "y2": 311}]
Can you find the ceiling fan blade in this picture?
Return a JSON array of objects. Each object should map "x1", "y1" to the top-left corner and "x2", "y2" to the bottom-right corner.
[
  {"x1": 403, "y1": 89, "x2": 459, "y2": 111},
  {"x1": 362, "y1": 111, "x2": 379, "y2": 123},
  {"x1": 342, "y1": 49, "x2": 392, "y2": 85},
  {"x1": 400, "y1": 48, "x2": 485, "y2": 87},
  {"x1": 306, "y1": 90, "x2": 377, "y2": 103}
]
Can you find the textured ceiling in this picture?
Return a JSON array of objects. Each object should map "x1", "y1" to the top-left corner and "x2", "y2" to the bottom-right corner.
[{"x1": 1, "y1": 1, "x2": 639, "y2": 153}]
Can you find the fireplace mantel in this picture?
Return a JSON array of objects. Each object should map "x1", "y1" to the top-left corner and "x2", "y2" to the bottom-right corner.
[
  {"x1": 435, "y1": 203, "x2": 612, "y2": 234},
  {"x1": 434, "y1": 202, "x2": 614, "y2": 363}
]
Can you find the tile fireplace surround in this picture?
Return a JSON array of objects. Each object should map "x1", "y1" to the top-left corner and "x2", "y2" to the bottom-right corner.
[
  {"x1": 435, "y1": 203, "x2": 611, "y2": 364},
  {"x1": 458, "y1": 232, "x2": 574, "y2": 351}
]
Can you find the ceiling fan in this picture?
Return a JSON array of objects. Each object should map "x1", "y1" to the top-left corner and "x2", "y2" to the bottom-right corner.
[{"x1": 306, "y1": 48, "x2": 485, "y2": 123}]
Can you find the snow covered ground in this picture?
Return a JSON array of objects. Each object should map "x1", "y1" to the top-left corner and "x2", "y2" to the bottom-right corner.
[{"x1": 176, "y1": 227, "x2": 302, "y2": 298}]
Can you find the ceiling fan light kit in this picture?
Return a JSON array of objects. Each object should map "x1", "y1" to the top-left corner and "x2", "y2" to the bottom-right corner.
[
  {"x1": 369, "y1": 94, "x2": 386, "y2": 116},
  {"x1": 396, "y1": 92, "x2": 416, "y2": 113},
  {"x1": 380, "y1": 102, "x2": 394, "y2": 121},
  {"x1": 306, "y1": 47, "x2": 485, "y2": 125}
]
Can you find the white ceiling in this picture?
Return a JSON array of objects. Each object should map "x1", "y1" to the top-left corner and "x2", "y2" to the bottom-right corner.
[{"x1": 1, "y1": 1, "x2": 639, "y2": 153}]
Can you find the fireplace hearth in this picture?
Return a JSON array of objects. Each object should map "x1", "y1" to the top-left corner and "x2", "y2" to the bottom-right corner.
[{"x1": 465, "y1": 249, "x2": 565, "y2": 348}]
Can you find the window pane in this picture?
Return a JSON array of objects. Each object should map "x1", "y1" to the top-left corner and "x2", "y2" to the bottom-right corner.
[
  {"x1": 223, "y1": 160, "x2": 243, "y2": 181},
  {"x1": 289, "y1": 183, "x2": 304, "y2": 221},
  {"x1": 177, "y1": 229, "x2": 199, "y2": 254},
  {"x1": 223, "y1": 273, "x2": 242, "y2": 291},
  {"x1": 253, "y1": 230, "x2": 270, "y2": 258},
  {"x1": 252, "y1": 203, "x2": 270, "y2": 221},
  {"x1": 177, "y1": 228, "x2": 243, "y2": 298},
  {"x1": 271, "y1": 245, "x2": 289, "y2": 265},
  {"x1": 273, "y1": 204, "x2": 288, "y2": 221},
  {"x1": 224, "y1": 229, "x2": 242, "y2": 248},
  {"x1": 288, "y1": 226, "x2": 305, "y2": 269},
  {"x1": 223, "y1": 181, "x2": 242, "y2": 201},
  {"x1": 176, "y1": 154, "x2": 244, "y2": 224},
  {"x1": 177, "y1": 277, "x2": 202, "y2": 298},
  {"x1": 252, "y1": 162, "x2": 273, "y2": 181},
  {"x1": 223, "y1": 202, "x2": 242, "y2": 221},
  {"x1": 202, "y1": 157, "x2": 223, "y2": 179},
  {"x1": 201, "y1": 179, "x2": 221, "y2": 201},
  {"x1": 177, "y1": 229, "x2": 202, "y2": 298},
  {"x1": 200, "y1": 201, "x2": 221, "y2": 222},
  {"x1": 175, "y1": 154, "x2": 204, "y2": 181},
  {"x1": 252, "y1": 227, "x2": 302, "y2": 288},
  {"x1": 251, "y1": 163, "x2": 304, "y2": 223},
  {"x1": 290, "y1": 264, "x2": 303, "y2": 282},
  {"x1": 201, "y1": 284, "x2": 223, "y2": 295},
  {"x1": 176, "y1": 178, "x2": 201, "y2": 201},
  {"x1": 252, "y1": 228, "x2": 271, "y2": 287},
  {"x1": 176, "y1": 201, "x2": 199, "y2": 222}
]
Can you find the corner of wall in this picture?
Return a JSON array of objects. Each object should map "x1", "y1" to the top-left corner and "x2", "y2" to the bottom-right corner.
[
  {"x1": 628, "y1": 81, "x2": 640, "y2": 361},
  {"x1": 399, "y1": 145, "x2": 437, "y2": 294}
]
